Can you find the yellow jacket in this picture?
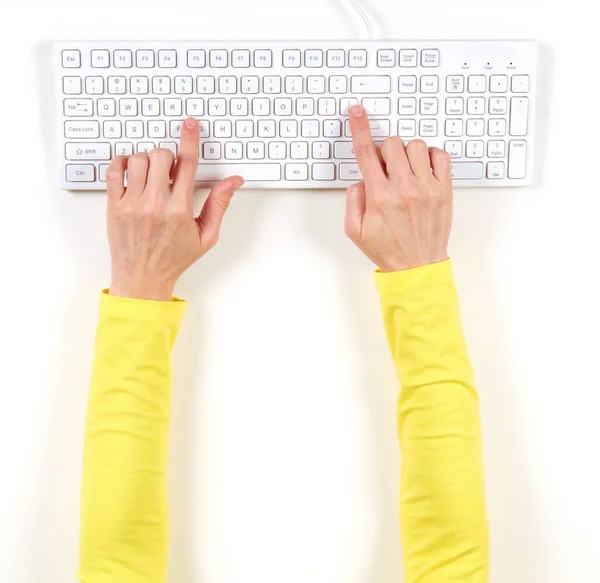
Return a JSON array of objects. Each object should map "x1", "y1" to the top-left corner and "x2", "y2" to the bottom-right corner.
[{"x1": 78, "y1": 259, "x2": 489, "y2": 582}]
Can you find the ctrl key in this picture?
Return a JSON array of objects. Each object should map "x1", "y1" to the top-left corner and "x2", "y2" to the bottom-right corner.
[{"x1": 66, "y1": 164, "x2": 95, "y2": 182}]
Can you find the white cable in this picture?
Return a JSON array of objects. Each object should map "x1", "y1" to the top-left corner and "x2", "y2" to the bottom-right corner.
[{"x1": 345, "y1": 0, "x2": 374, "y2": 39}]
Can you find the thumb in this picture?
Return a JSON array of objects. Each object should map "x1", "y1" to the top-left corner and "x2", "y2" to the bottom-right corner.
[
  {"x1": 344, "y1": 181, "x2": 366, "y2": 243},
  {"x1": 196, "y1": 175, "x2": 244, "y2": 251}
]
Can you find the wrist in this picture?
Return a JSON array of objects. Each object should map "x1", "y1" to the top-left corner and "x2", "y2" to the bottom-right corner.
[{"x1": 109, "y1": 279, "x2": 175, "y2": 302}]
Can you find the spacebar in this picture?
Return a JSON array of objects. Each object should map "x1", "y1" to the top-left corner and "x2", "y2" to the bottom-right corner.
[{"x1": 195, "y1": 163, "x2": 281, "y2": 182}]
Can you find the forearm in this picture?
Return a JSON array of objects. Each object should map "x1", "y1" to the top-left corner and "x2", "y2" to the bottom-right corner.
[
  {"x1": 376, "y1": 260, "x2": 489, "y2": 582},
  {"x1": 78, "y1": 292, "x2": 186, "y2": 583}
]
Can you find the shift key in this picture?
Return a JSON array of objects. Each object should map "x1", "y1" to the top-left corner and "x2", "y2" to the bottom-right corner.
[{"x1": 65, "y1": 142, "x2": 111, "y2": 160}]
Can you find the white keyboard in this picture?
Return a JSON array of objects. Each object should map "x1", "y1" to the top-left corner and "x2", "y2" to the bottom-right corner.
[{"x1": 54, "y1": 40, "x2": 537, "y2": 190}]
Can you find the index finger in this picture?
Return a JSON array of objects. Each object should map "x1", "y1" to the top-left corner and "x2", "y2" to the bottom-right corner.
[
  {"x1": 348, "y1": 106, "x2": 387, "y2": 186},
  {"x1": 172, "y1": 117, "x2": 200, "y2": 204}
]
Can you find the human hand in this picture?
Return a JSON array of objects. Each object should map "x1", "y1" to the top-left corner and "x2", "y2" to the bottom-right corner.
[
  {"x1": 105, "y1": 117, "x2": 244, "y2": 301},
  {"x1": 344, "y1": 106, "x2": 453, "y2": 272}
]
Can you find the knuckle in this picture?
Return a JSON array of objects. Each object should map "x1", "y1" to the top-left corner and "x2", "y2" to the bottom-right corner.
[
  {"x1": 354, "y1": 142, "x2": 373, "y2": 159},
  {"x1": 150, "y1": 148, "x2": 174, "y2": 163},
  {"x1": 128, "y1": 153, "x2": 149, "y2": 169},
  {"x1": 407, "y1": 139, "x2": 427, "y2": 154},
  {"x1": 177, "y1": 154, "x2": 198, "y2": 170},
  {"x1": 431, "y1": 147, "x2": 451, "y2": 165},
  {"x1": 105, "y1": 167, "x2": 123, "y2": 182}
]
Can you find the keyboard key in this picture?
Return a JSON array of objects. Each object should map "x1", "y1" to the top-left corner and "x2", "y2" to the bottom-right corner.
[
  {"x1": 253, "y1": 98, "x2": 271, "y2": 116},
  {"x1": 231, "y1": 98, "x2": 248, "y2": 116},
  {"x1": 340, "y1": 97, "x2": 358, "y2": 115},
  {"x1": 488, "y1": 119, "x2": 506, "y2": 136},
  {"x1": 103, "y1": 120, "x2": 122, "y2": 138},
  {"x1": 236, "y1": 120, "x2": 254, "y2": 137},
  {"x1": 377, "y1": 49, "x2": 395, "y2": 67},
  {"x1": 99, "y1": 164, "x2": 110, "y2": 182},
  {"x1": 511, "y1": 75, "x2": 530, "y2": 93},
  {"x1": 127, "y1": 120, "x2": 144, "y2": 137},
  {"x1": 419, "y1": 119, "x2": 437, "y2": 137},
  {"x1": 285, "y1": 76, "x2": 303, "y2": 94},
  {"x1": 444, "y1": 140, "x2": 462, "y2": 158},
  {"x1": 468, "y1": 75, "x2": 486, "y2": 93},
  {"x1": 444, "y1": 119, "x2": 463, "y2": 137},
  {"x1": 398, "y1": 76, "x2": 417, "y2": 93},
  {"x1": 283, "y1": 49, "x2": 301, "y2": 67},
  {"x1": 108, "y1": 76, "x2": 126, "y2": 95},
  {"x1": 399, "y1": 49, "x2": 417, "y2": 67},
  {"x1": 196, "y1": 76, "x2": 215, "y2": 94},
  {"x1": 258, "y1": 120, "x2": 276, "y2": 137},
  {"x1": 280, "y1": 120, "x2": 298, "y2": 137},
  {"x1": 466, "y1": 118, "x2": 485, "y2": 136},
  {"x1": 247, "y1": 141, "x2": 266, "y2": 159},
  {"x1": 64, "y1": 98, "x2": 93, "y2": 116},
  {"x1": 350, "y1": 76, "x2": 391, "y2": 94},
  {"x1": 196, "y1": 163, "x2": 281, "y2": 182},
  {"x1": 152, "y1": 76, "x2": 171, "y2": 94},
  {"x1": 445, "y1": 97, "x2": 464, "y2": 115},
  {"x1": 307, "y1": 76, "x2": 326, "y2": 94},
  {"x1": 210, "y1": 50, "x2": 228, "y2": 67},
  {"x1": 64, "y1": 120, "x2": 99, "y2": 138},
  {"x1": 323, "y1": 119, "x2": 342, "y2": 137},
  {"x1": 450, "y1": 162, "x2": 483, "y2": 179},
  {"x1": 329, "y1": 76, "x2": 347, "y2": 94},
  {"x1": 339, "y1": 163, "x2": 362, "y2": 180},
  {"x1": 219, "y1": 76, "x2": 237, "y2": 94},
  {"x1": 119, "y1": 98, "x2": 138, "y2": 116},
  {"x1": 490, "y1": 75, "x2": 508, "y2": 93},
  {"x1": 98, "y1": 98, "x2": 116, "y2": 117},
  {"x1": 269, "y1": 142, "x2": 286, "y2": 159},
  {"x1": 159, "y1": 142, "x2": 178, "y2": 156},
  {"x1": 185, "y1": 98, "x2": 204, "y2": 116},
  {"x1": 208, "y1": 98, "x2": 227, "y2": 116},
  {"x1": 274, "y1": 98, "x2": 293, "y2": 115},
  {"x1": 115, "y1": 142, "x2": 133, "y2": 155},
  {"x1": 489, "y1": 97, "x2": 507, "y2": 115},
  {"x1": 446, "y1": 75, "x2": 464, "y2": 93},
  {"x1": 136, "y1": 50, "x2": 155, "y2": 68},
  {"x1": 420, "y1": 76, "x2": 439, "y2": 93},
  {"x1": 264, "y1": 76, "x2": 281, "y2": 94},
  {"x1": 63, "y1": 76, "x2": 82, "y2": 95},
  {"x1": 301, "y1": 119, "x2": 319, "y2": 137},
  {"x1": 254, "y1": 50, "x2": 272, "y2": 68},
  {"x1": 85, "y1": 76, "x2": 104, "y2": 94},
  {"x1": 66, "y1": 164, "x2": 94, "y2": 181},
  {"x1": 214, "y1": 120, "x2": 232, "y2": 138},
  {"x1": 348, "y1": 49, "x2": 367, "y2": 67},
  {"x1": 487, "y1": 161, "x2": 505, "y2": 179},
  {"x1": 62, "y1": 50, "x2": 80, "y2": 68},
  {"x1": 312, "y1": 141, "x2": 330, "y2": 158},
  {"x1": 362, "y1": 97, "x2": 391, "y2": 115},
  {"x1": 399, "y1": 97, "x2": 417, "y2": 115},
  {"x1": 148, "y1": 121, "x2": 166, "y2": 138},
  {"x1": 164, "y1": 98, "x2": 182, "y2": 116},
  {"x1": 240, "y1": 76, "x2": 259, "y2": 94},
  {"x1": 344, "y1": 119, "x2": 390, "y2": 137},
  {"x1": 175, "y1": 76, "x2": 193, "y2": 94},
  {"x1": 232, "y1": 50, "x2": 250, "y2": 68},
  {"x1": 318, "y1": 98, "x2": 336, "y2": 116},
  {"x1": 225, "y1": 142, "x2": 243, "y2": 159},
  {"x1": 290, "y1": 141, "x2": 308, "y2": 159},
  {"x1": 327, "y1": 49, "x2": 345, "y2": 67},
  {"x1": 420, "y1": 97, "x2": 438, "y2": 115},
  {"x1": 467, "y1": 97, "x2": 485, "y2": 115},
  {"x1": 142, "y1": 98, "x2": 160, "y2": 116},
  {"x1": 158, "y1": 50, "x2": 177, "y2": 68},
  {"x1": 509, "y1": 97, "x2": 529, "y2": 136},
  {"x1": 187, "y1": 50, "x2": 206, "y2": 68},
  {"x1": 398, "y1": 120, "x2": 416, "y2": 137},
  {"x1": 508, "y1": 140, "x2": 527, "y2": 178},
  {"x1": 421, "y1": 49, "x2": 439, "y2": 67},
  {"x1": 487, "y1": 140, "x2": 505, "y2": 158},
  {"x1": 66, "y1": 142, "x2": 110, "y2": 160},
  {"x1": 130, "y1": 76, "x2": 149, "y2": 95},
  {"x1": 91, "y1": 50, "x2": 110, "y2": 68},
  {"x1": 203, "y1": 142, "x2": 221, "y2": 159},
  {"x1": 312, "y1": 163, "x2": 335, "y2": 180},
  {"x1": 285, "y1": 163, "x2": 308, "y2": 180},
  {"x1": 334, "y1": 141, "x2": 355, "y2": 159},
  {"x1": 466, "y1": 140, "x2": 484, "y2": 158}
]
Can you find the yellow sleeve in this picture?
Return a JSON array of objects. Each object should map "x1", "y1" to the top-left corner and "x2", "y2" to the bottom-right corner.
[
  {"x1": 375, "y1": 259, "x2": 489, "y2": 582},
  {"x1": 77, "y1": 291, "x2": 186, "y2": 583}
]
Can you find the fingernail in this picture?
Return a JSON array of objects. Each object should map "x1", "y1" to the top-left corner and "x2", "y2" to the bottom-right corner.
[
  {"x1": 233, "y1": 177, "x2": 245, "y2": 189},
  {"x1": 185, "y1": 117, "x2": 197, "y2": 129},
  {"x1": 351, "y1": 105, "x2": 365, "y2": 117}
]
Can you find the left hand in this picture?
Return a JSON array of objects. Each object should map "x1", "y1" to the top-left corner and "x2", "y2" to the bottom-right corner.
[{"x1": 106, "y1": 117, "x2": 244, "y2": 301}]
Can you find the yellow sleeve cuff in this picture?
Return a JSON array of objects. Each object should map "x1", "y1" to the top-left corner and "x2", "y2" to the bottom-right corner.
[
  {"x1": 374, "y1": 259, "x2": 454, "y2": 297},
  {"x1": 99, "y1": 289, "x2": 187, "y2": 322}
]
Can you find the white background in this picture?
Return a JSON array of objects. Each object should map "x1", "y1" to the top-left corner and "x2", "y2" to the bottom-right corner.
[{"x1": 1, "y1": 1, "x2": 599, "y2": 582}]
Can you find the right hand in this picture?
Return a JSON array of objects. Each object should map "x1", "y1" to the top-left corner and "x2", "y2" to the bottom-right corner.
[
  {"x1": 344, "y1": 105, "x2": 454, "y2": 273},
  {"x1": 106, "y1": 117, "x2": 244, "y2": 301}
]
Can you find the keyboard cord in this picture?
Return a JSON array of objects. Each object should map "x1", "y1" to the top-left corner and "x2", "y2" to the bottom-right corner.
[{"x1": 345, "y1": 0, "x2": 374, "y2": 39}]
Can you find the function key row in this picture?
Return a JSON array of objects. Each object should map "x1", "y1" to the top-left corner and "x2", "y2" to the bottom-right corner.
[{"x1": 61, "y1": 48, "x2": 441, "y2": 70}]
